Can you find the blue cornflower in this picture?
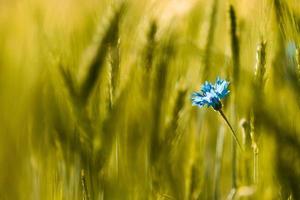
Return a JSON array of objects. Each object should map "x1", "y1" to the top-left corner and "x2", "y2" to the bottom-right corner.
[
  {"x1": 191, "y1": 77, "x2": 242, "y2": 150},
  {"x1": 191, "y1": 77, "x2": 230, "y2": 111}
]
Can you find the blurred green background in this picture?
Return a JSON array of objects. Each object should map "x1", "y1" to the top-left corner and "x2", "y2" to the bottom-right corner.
[{"x1": 0, "y1": 0, "x2": 299, "y2": 199}]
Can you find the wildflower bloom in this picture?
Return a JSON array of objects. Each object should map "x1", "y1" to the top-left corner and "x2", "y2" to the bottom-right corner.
[
  {"x1": 191, "y1": 77, "x2": 242, "y2": 150},
  {"x1": 191, "y1": 77, "x2": 230, "y2": 110}
]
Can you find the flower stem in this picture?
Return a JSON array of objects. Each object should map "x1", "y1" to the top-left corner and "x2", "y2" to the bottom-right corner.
[{"x1": 218, "y1": 109, "x2": 242, "y2": 150}]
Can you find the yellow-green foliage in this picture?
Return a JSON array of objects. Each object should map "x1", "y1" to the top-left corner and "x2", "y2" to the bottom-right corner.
[{"x1": 0, "y1": 0, "x2": 299, "y2": 199}]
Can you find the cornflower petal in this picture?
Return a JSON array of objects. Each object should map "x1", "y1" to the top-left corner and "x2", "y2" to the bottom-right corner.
[{"x1": 191, "y1": 77, "x2": 230, "y2": 110}]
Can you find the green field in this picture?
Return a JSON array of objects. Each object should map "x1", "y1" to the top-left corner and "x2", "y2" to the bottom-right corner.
[{"x1": 0, "y1": 0, "x2": 299, "y2": 199}]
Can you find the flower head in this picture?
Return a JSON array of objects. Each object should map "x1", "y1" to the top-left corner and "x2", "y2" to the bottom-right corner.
[{"x1": 191, "y1": 77, "x2": 230, "y2": 110}]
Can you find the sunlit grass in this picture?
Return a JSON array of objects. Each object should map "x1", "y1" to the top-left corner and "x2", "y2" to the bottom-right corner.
[{"x1": 0, "y1": 0, "x2": 299, "y2": 199}]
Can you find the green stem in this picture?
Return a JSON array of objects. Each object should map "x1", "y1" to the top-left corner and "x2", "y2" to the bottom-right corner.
[
  {"x1": 254, "y1": 148, "x2": 259, "y2": 184},
  {"x1": 218, "y1": 109, "x2": 242, "y2": 150},
  {"x1": 81, "y1": 169, "x2": 90, "y2": 200}
]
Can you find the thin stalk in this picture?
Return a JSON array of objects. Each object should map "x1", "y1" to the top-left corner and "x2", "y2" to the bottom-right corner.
[
  {"x1": 218, "y1": 109, "x2": 242, "y2": 150},
  {"x1": 230, "y1": 104, "x2": 237, "y2": 192},
  {"x1": 109, "y1": 33, "x2": 120, "y2": 180},
  {"x1": 254, "y1": 149, "x2": 259, "y2": 184},
  {"x1": 241, "y1": 119, "x2": 252, "y2": 185},
  {"x1": 81, "y1": 169, "x2": 90, "y2": 200},
  {"x1": 229, "y1": 5, "x2": 240, "y2": 84},
  {"x1": 213, "y1": 126, "x2": 225, "y2": 200},
  {"x1": 228, "y1": 5, "x2": 240, "y2": 195},
  {"x1": 252, "y1": 41, "x2": 266, "y2": 184},
  {"x1": 232, "y1": 136, "x2": 237, "y2": 188}
]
